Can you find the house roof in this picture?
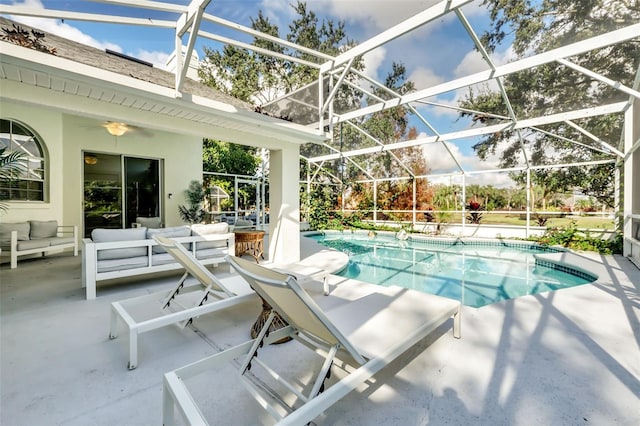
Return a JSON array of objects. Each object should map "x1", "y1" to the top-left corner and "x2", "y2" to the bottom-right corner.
[{"x1": 0, "y1": 16, "x2": 326, "y2": 148}]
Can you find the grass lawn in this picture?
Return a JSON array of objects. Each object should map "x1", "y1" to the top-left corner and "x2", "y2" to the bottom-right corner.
[{"x1": 448, "y1": 213, "x2": 615, "y2": 230}]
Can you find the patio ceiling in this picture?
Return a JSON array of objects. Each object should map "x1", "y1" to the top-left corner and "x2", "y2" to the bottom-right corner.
[{"x1": 1, "y1": 0, "x2": 639, "y2": 183}]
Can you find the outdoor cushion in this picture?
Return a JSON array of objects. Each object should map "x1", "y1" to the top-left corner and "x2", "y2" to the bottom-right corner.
[
  {"x1": 14, "y1": 239, "x2": 50, "y2": 251},
  {"x1": 147, "y1": 226, "x2": 191, "y2": 254},
  {"x1": 150, "y1": 252, "x2": 176, "y2": 266},
  {"x1": 29, "y1": 220, "x2": 58, "y2": 239},
  {"x1": 96, "y1": 256, "x2": 150, "y2": 273},
  {"x1": 195, "y1": 247, "x2": 228, "y2": 260},
  {"x1": 136, "y1": 217, "x2": 162, "y2": 228},
  {"x1": 91, "y1": 227, "x2": 148, "y2": 260},
  {"x1": 42, "y1": 236, "x2": 75, "y2": 246},
  {"x1": 0, "y1": 222, "x2": 30, "y2": 242},
  {"x1": 191, "y1": 222, "x2": 229, "y2": 249}
]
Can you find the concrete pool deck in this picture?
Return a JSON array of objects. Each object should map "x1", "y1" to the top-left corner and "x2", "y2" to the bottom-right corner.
[{"x1": 1, "y1": 238, "x2": 639, "y2": 425}]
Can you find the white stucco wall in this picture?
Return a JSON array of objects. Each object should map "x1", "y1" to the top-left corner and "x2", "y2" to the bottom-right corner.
[
  {"x1": 1, "y1": 103, "x2": 64, "y2": 224},
  {"x1": 1, "y1": 101, "x2": 203, "y2": 236}
]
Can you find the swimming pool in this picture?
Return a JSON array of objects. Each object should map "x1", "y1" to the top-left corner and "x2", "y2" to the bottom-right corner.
[{"x1": 307, "y1": 232, "x2": 596, "y2": 308}]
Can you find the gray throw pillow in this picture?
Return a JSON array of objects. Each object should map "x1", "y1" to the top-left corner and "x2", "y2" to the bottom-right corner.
[{"x1": 29, "y1": 220, "x2": 58, "y2": 239}]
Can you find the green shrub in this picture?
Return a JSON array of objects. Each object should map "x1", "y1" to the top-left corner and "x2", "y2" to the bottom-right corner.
[{"x1": 531, "y1": 222, "x2": 622, "y2": 254}]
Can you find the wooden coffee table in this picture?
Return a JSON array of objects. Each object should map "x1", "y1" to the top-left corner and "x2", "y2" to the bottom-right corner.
[
  {"x1": 234, "y1": 229, "x2": 265, "y2": 263},
  {"x1": 233, "y1": 229, "x2": 291, "y2": 343}
]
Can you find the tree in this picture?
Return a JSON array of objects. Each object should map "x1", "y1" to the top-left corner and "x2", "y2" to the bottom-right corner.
[
  {"x1": 202, "y1": 139, "x2": 259, "y2": 177},
  {"x1": 433, "y1": 184, "x2": 462, "y2": 211},
  {"x1": 459, "y1": 0, "x2": 639, "y2": 208},
  {"x1": 354, "y1": 63, "x2": 430, "y2": 217},
  {"x1": 199, "y1": 2, "x2": 427, "y2": 222},
  {"x1": 202, "y1": 139, "x2": 261, "y2": 212},
  {"x1": 199, "y1": 1, "x2": 359, "y2": 106}
]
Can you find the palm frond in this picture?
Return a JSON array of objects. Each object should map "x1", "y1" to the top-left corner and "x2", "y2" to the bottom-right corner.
[
  {"x1": 0, "y1": 147, "x2": 28, "y2": 213},
  {"x1": 0, "y1": 147, "x2": 27, "y2": 180}
]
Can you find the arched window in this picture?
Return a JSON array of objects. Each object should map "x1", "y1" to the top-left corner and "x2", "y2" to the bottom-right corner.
[{"x1": 0, "y1": 119, "x2": 46, "y2": 202}]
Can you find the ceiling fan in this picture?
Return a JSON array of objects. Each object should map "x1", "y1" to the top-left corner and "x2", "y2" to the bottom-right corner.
[
  {"x1": 96, "y1": 121, "x2": 154, "y2": 138},
  {"x1": 103, "y1": 121, "x2": 128, "y2": 136}
]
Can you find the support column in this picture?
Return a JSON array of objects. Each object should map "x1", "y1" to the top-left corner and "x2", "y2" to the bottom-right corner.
[
  {"x1": 623, "y1": 98, "x2": 639, "y2": 260},
  {"x1": 268, "y1": 145, "x2": 300, "y2": 264}
]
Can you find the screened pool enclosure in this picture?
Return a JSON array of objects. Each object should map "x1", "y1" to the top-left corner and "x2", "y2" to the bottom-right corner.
[{"x1": 2, "y1": 0, "x2": 638, "y2": 265}]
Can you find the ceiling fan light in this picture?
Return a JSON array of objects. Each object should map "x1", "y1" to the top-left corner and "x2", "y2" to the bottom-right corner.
[{"x1": 105, "y1": 122, "x2": 128, "y2": 136}]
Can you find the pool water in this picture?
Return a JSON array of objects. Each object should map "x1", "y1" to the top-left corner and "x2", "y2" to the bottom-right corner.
[{"x1": 308, "y1": 233, "x2": 595, "y2": 308}]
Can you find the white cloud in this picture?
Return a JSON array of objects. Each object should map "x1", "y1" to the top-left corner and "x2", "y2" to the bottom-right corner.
[
  {"x1": 454, "y1": 46, "x2": 516, "y2": 78},
  {"x1": 408, "y1": 66, "x2": 445, "y2": 90},
  {"x1": 132, "y1": 50, "x2": 170, "y2": 70},
  {"x1": 454, "y1": 50, "x2": 488, "y2": 78},
  {"x1": 412, "y1": 44, "x2": 517, "y2": 120},
  {"x1": 259, "y1": 0, "x2": 296, "y2": 25},
  {"x1": 8, "y1": 0, "x2": 123, "y2": 52},
  {"x1": 7, "y1": 0, "x2": 174, "y2": 68},
  {"x1": 326, "y1": 0, "x2": 443, "y2": 32},
  {"x1": 361, "y1": 47, "x2": 386, "y2": 81},
  {"x1": 459, "y1": 0, "x2": 489, "y2": 18},
  {"x1": 421, "y1": 139, "x2": 516, "y2": 188}
]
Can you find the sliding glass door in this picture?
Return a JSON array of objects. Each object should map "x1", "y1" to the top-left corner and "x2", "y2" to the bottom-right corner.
[
  {"x1": 83, "y1": 153, "x2": 161, "y2": 237},
  {"x1": 125, "y1": 157, "x2": 161, "y2": 228}
]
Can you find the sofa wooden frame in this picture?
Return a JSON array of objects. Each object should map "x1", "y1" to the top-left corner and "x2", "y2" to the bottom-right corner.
[{"x1": 82, "y1": 233, "x2": 235, "y2": 300}]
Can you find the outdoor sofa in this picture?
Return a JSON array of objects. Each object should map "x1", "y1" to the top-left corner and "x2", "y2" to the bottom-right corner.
[
  {"x1": 82, "y1": 222, "x2": 234, "y2": 300},
  {"x1": 625, "y1": 220, "x2": 640, "y2": 268},
  {"x1": 0, "y1": 220, "x2": 78, "y2": 269}
]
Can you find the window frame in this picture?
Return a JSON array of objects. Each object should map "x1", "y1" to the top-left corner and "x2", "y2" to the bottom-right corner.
[{"x1": 0, "y1": 118, "x2": 48, "y2": 203}]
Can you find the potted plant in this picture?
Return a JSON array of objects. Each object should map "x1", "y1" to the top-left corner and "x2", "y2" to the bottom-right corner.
[{"x1": 178, "y1": 180, "x2": 205, "y2": 224}]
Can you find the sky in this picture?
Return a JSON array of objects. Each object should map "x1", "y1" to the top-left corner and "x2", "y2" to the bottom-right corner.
[{"x1": 2, "y1": 0, "x2": 519, "y2": 186}]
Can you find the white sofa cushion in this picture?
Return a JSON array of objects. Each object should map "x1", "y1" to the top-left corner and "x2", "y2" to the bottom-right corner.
[
  {"x1": 191, "y1": 222, "x2": 229, "y2": 250},
  {"x1": 151, "y1": 252, "x2": 177, "y2": 266},
  {"x1": 147, "y1": 226, "x2": 192, "y2": 254},
  {"x1": 29, "y1": 220, "x2": 58, "y2": 239},
  {"x1": 96, "y1": 256, "x2": 150, "y2": 273},
  {"x1": 12, "y1": 239, "x2": 50, "y2": 251},
  {"x1": 195, "y1": 247, "x2": 228, "y2": 260},
  {"x1": 0, "y1": 222, "x2": 30, "y2": 242},
  {"x1": 43, "y1": 236, "x2": 76, "y2": 246},
  {"x1": 91, "y1": 227, "x2": 148, "y2": 260}
]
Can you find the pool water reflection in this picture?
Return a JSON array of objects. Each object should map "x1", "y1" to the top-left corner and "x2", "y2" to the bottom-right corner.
[{"x1": 308, "y1": 232, "x2": 595, "y2": 308}]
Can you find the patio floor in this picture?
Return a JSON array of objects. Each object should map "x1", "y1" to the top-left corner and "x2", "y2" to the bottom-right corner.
[{"x1": 1, "y1": 242, "x2": 639, "y2": 425}]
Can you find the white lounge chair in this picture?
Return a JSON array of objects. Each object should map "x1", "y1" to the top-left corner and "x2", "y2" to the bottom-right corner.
[
  {"x1": 108, "y1": 235, "x2": 256, "y2": 369},
  {"x1": 162, "y1": 255, "x2": 461, "y2": 425}
]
